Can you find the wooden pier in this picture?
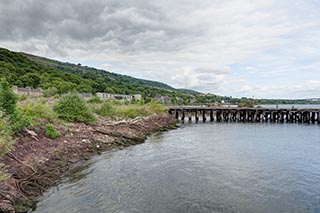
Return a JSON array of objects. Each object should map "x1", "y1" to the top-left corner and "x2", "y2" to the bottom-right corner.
[{"x1": 168, "y1": 106, "x2": 320, "y2": 124}]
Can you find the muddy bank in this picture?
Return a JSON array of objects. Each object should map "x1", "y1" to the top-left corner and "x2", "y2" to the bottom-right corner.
[{"x1": 0, "y1": 115, "x2": 177, "y2": 213}]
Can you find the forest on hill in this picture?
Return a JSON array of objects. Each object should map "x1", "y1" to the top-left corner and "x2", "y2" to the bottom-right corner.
[{"x1": 0, "y1": 48, "x2": 196, "y2": 103}]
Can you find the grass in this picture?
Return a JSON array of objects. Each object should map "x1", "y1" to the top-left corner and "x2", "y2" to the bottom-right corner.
[
  {"x1": 18, "y1": 101, "x2": 57, "y2": 126},
  {"x1": 90, "y1": 99, "x2": 167, "y2": 119}
]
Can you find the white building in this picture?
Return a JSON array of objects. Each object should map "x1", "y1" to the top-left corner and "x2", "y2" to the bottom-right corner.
[{"x1": 96, "y1": 93, "x2": 142, "y2": 101}]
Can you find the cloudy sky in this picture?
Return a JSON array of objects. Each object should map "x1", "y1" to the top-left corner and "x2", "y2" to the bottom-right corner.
[{"x1": 0, "y1": 0, "x2": 319, "y2": 99}]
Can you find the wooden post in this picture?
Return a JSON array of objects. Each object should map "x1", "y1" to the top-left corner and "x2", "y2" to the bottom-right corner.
[
  {"x1": 210, "y1": 110, "x2": 214, "y2": 122},
  {"x1": 175, "y1": 110, "x2": 179, "y2": 119},
  {"x1": 298, "y1": 111, "x2": 302, "y2": 123},
  {"x1": 195, "y1": 109, "x2": 199, "y2": 122},
  {"x1": 287, "y1": 111, "x2": 290, "y2": 122},
  {"x1": 181, "y1": 110, "x2": 185, "y2": 121},
  {"x1": 311, "y1": 112, "x2": 316, "y2": 123},
  {"x1": 217, "y1": 110, "x2": 222, "y2": 122},
  {"x1": 232, "y1": 111, "x2": 237, "y2": 121},
  {"x1": 188, "y1": 110, "x2": 192, "y2": 122},
  {"x1": 280, "y1": 111, "x2": 284, "y2": 123},
  {"x1": 306, "y1": 111, "x2": 310, "y2": 123},
  {"x1": 202, "y1": 110, "x2": 206, "y2": 122}
]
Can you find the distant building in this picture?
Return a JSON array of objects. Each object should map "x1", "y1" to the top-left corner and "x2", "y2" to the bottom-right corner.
[
  {"x1": 153, "y1": 95, "x2": 172, "y2": 103},
  {"x1": 96, "y1": 93, "x2": 142, "y2": 101},
  {"x1": 12, "y1": 86, "x2": 42, "y2": 97},
  {"x1": 80, "y1": 93, "x2": 93, "y2": 99}
]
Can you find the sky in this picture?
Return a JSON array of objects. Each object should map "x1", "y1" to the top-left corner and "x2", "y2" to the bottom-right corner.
[{"x1": 0, "y1": 0, "x2": 319, "y2": 99}]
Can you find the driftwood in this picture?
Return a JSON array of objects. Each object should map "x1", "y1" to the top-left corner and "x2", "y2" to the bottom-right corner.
[{"x1": 93, "y1": 128, "x2": 146, "y2": 143}]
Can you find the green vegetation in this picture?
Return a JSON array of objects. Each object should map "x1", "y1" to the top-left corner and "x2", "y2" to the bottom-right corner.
[
  {"x1": 45, "y1": 123, "x2": 60, "y2": 139},
  {"x1": 92, "y1": 100, "x2": 166, "y2": 119},
  {"x1": 238, "y1": 100, "x2": 254, "y2": 108},
  {"x1": 0, "y1": 78, "x2": 18, "y2": 116},
  {"x1": 53, "y1": 93, "x2": 96, "y2": 124},
  {"x1": 0, "y1": 47, "x2": 195, "y2": 102},
  {"x1": 19, "y1": 101, "x2": 57, "y2": 126},
  {"x1": 0, "y1": 78, "x2": 30, "y2": 133}
]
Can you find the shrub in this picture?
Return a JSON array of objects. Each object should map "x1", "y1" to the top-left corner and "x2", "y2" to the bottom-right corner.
[
  {"x1": 18, "y1": 94, "x2": 27, "y2": 101},
  {"x1": 0, "y1": 78, "x2": 18, "y2": 117},
  {"x1": 117, "y1": 105, "x2": 149, "y2": 118},
  {"x1": 43, "y1": 87, "x2": 59, "y2": 97},
  {"x1": 0, "y1": 78, "x2": 30, "y2": 133},
  {"x1": 53, "y1": 93, "x2": 96, "y2": 124},
  {"x1": 95, "y1": 102, "x2": 115, "y2": 117},
  {"x1": 0, "y1": 112, "x2": 13, "y2": 156},
  {"x1": 10, "y1": 111, "x2": 31, "y2": 133},
  {"x1": 87, "y1": 96, "x2": 102, "y2": 103},
  {"x1": 146, "y1": 101, "x2": 166, "y2": 114},
  {"x1": 45, "y1": 123, "x2": 60, "y2": 139},
  {"x1": 19, "y1": 102, "x2": 57, "y2": 126}
]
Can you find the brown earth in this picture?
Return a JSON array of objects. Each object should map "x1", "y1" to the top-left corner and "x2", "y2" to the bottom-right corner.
[{"x1": 0, "y1": 115, "x2": 177, "y2": 213}]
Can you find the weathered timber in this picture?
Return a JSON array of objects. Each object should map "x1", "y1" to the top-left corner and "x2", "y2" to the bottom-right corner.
[{"x1": 168, "y1": 106, "x2": 320, "y2": 124}]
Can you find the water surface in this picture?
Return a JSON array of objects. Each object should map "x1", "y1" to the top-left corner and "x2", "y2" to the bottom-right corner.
[{"x1": 34, "y1": 122, "x2": 320, "y2": 213}]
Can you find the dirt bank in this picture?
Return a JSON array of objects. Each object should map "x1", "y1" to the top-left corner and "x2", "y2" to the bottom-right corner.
[{"x1": 0, "y1": 115, "x2": 177, "y2": 213}]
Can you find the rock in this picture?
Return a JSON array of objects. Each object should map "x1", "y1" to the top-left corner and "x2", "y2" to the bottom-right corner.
[{"x1": 0, "y1": 200, "x2": 15, "y2": 213}]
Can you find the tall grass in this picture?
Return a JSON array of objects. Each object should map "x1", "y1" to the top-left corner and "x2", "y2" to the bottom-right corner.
[
  {"x1": 19, "y1": 102, "x2": 57, "y2": 126},
  {"x1": 91, "y1": 100, "x2": 166, "y2": 119}
]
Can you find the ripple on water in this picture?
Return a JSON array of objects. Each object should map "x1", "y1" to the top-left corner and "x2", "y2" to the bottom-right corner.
[{"x1": 34, "y1": 123, "x2": 320, "y2": 213}]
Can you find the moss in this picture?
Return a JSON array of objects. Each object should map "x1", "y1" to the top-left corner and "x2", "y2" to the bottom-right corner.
[{"x1": 14, "y1": 199, "x2": 34, "y2": 213}]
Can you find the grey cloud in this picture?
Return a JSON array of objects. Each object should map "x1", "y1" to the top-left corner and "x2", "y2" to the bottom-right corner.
[
  {"x1": 0, "y1": 0, "x2": 203, "y2": 54},
  {"x1": 1, "y1": 0, "x2": 319, "y2": 98}
]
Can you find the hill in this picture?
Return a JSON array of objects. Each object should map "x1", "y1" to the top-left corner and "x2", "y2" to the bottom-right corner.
[
  {"x1": 0, "y1": 47, "x2": 197, "y2": 102},
  {"x1": 21, "y1": 52, "x2": 200, "y2": 95}
]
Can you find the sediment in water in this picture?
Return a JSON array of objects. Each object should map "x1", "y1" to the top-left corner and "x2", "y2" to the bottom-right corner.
[{"x1": 0, "y1": 115, "x2": 177, "y2": 213}]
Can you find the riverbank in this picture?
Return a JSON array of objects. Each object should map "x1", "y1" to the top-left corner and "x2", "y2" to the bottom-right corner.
[{"x1": 0, "y1": 115, "x2": 177, "y2": 213}]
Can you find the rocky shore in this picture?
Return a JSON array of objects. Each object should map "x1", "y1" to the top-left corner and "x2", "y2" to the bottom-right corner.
[{"x1": 0, "y1": 115, "x2": 177, "y2": 213}]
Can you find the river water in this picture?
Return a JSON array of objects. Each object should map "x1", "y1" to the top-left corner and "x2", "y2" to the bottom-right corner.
[{"x1": 34, "y1": 122, "x2": 320, "y2": 213}]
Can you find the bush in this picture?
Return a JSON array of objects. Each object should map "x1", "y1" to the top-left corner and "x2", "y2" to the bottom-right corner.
[
  {"x1": 87, "y1": 96, "x2": 102, "y2": 103},
  {"x1": 45, "y1": 123, "x2": 60, "y2": 139},
  {"x1": 19, "y1": 102, "x2": 57, "y2": 126},
  {"x1": 94, "y1": 102, "x2": 115, "y2": 117},
  {"x1": 0, "y1": 78, "x2": 30, "y2": 133},
  {"x1": 0, "y1": 78, "x2": 18, "y2": 117},
  {"x1": 43, "y1": 87, "x2": 59, "y2": 97},
  {"x1": 146, "y1": 101, "x2": 166, "y2": 114},
  {"x1": 18, "y1": 94, "x2": 27, "y2": 101},
  {"x1": 0, "y1": 113, "x2": 13, "y2": 156},
  {"x1": 117, "y1": 105, "x2": 149, "y2": 118},
  {"x1": 10, "y1": 111, "x2": 31, "y2": 133},
  {"x1": 53, "y1": 93, "x2": 96, "y2": 124}
]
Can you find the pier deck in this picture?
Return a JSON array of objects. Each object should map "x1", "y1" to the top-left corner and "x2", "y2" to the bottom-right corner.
[{"x1": 168, "y1": 106, "x2": 320, "y2": 123}]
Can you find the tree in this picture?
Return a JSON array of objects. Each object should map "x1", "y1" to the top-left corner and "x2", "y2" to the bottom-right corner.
[{"x1": 0, "y1": 78, "x2": 18, "y2": 117}]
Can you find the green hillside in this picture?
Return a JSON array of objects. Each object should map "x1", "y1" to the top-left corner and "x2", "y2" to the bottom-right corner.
[
  {"x1": 22, "y1": 52, "x2": 200, "y2": 95},
  {"x1": 0, "y1": 47, "x2": 196, "y2": 102}
]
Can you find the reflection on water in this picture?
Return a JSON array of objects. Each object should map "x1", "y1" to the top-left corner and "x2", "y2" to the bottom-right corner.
[{"x1": 34, "y1": 123, "x2": 320, "y2": 213}]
